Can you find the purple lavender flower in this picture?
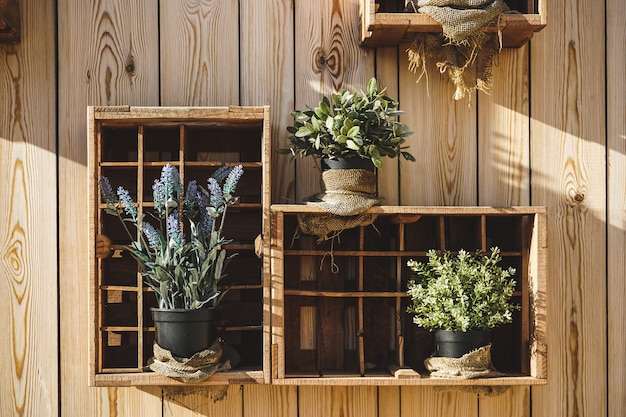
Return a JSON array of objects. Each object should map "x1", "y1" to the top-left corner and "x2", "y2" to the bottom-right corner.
[
  {"x1": 142, "y1": 222, "x2": 161, "y2": 249},
  {"x1": 223, "y1": 164, "x2": 244, "y2": 195},
  {"x1": 166, "y1": 211, "x2": 184, "y2": 246},
  {"x1": 117, "y1": 186, "x2": 138, "y2": 220},
  {"x1": 153, "y1": 164, "x2": 182, "y2": 217},
  {"x1": 201, "y1": 212, "x2": 214, "y2": 235},
  {"x1": 99, "y1": 177, "x2": 118, "y2": 204},
  {"x1": 207, "y1": 177, "x2": 223, "y2": 208}
]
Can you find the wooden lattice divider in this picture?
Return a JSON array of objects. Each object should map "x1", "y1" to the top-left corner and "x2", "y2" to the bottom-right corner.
[
  {"x1": 88, "y1": 106, "x2": 272, "y2": 386},
  {"x1": 270, "y1": 205, "x2": 547, "y2": 386}
]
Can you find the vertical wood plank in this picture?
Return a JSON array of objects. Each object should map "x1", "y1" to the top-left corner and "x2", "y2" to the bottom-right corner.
[
  {"x1": 478, "y1": 388, "x2": 529, "y2": 417},
  {"x1": 378, "y1": 386, "x2": 400, "y2": 417},
  {"x1": 160, "y1": 0, "x2": 239, "y2": 106},
  {"x1": 476, "y1": 45, "x2": 530, "y2": 417},
  {"x1": 240, "y1": 0, "x2": 295, "y2": 205},
  {"x1": 397, "y1": 33, "x2": 478, "y2": 417},
  {"x1": 163, "y1": 385, "x2": 243, "y2": 417},
  {"x1": 57, "y1": 0, "x2": 162, "y2": 416},
  {"x1": 243, "y1": 385, "x2": 297, "y2": 417},
  {"x1": 159, "y1": 2, "x2": 245, "y2": 415},
  {"x1": 299, "y1": 386, "x2": 377, "y2": 417},
  {"x1": 375, "y1": 46, "x2": 400, "y2": 205},
  {"x1": 293, "y1": 0, "x2": 374, "y2": 201},
  {"x1": 400, "y1": 387, "x2": 478, "y2": 417},
  {"x1": 530, "y1": 1, "x2": 607, "y2": 417},
  {"x1": 607, "y1": 0, "x2": 626, "y2": 416},
  {"x1": 398, "y1": 43, "x2": 477, "y2": 206},
  {"x1": 0, "y1": 2, "x2": 58, "y2": 416},
  {"x1": 477, "y1": 47, "x2": 530, "y2": 207}
]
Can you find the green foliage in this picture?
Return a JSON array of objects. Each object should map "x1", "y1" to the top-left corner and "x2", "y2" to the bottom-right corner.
[
  {"x1": 100, "y1": 164, "x2": 243, "y2": 310},
  {"x1": 279, "y1": 77, "x2": 415, "y2": 169},
  {"x1": 406, "y1": 247, "x2": 519, "y2": 332}
]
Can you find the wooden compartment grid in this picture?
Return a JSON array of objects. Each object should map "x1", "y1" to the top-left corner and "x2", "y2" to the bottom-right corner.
[
  {"x1": 270, "y1": 205, "x2": 547, "y2": 386},
  {"x1": 88, "y1": 106, "x2": 271, "y2": 386}
]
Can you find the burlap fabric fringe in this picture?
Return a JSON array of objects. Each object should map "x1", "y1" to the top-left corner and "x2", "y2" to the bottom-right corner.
[
  {"x1": 147, "y1": 338, "x2": 234, "y2": 383},
  {"x1": 425, "y1": 344, "x2": 510, "y2": 395},
  {"x1": 405, "y1": 0, "x2": 509, "y2": 100},
  {"x1": 424, "y1": 344, "x2": 503, "y2": 379},
  {"x1": 298, "y1": 168, "x2": 379, "y2": 241}
]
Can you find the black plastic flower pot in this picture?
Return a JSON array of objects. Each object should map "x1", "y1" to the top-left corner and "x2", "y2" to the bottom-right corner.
[
  {"x1": 434, "y1": 330, "x2": 490, "y2": 358},
  {"x1": 322, "y1": 157, "x2": 375, "y2": 172},
  {"x1": 151, "y1": 307, "x2": 218, "y2": 358}
]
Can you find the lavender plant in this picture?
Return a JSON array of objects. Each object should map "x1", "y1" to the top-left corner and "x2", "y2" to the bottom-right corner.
[{"x1": 100, "y1": 164, "x2": 244, "y2": 309}]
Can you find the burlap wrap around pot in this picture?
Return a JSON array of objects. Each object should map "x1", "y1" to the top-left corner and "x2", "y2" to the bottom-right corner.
[
  {"x1": 148, "y1": 338, "x2": 233, "y2": 383},
  {"x1": 424, "y1": 343, "x2": 503, "y2": 379},
  {"x1": 298, "y1": 168, "x2": 379, "y2": 240}
]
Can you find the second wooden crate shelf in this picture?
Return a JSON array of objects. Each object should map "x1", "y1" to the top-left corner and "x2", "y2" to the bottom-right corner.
[{"x1": 270, "y1": 205, "x2": 547, "y2": 386}]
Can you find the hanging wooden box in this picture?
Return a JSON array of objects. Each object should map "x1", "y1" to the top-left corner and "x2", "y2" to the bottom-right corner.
[
  {"x1": 270, "y1": 205, "x2": 547, "y2": 386},
  {"x1": 88, "y1": 105, "x2": 271, "y2": 386},
  {"x1": 360, "y1": 0, "x2": 547, "y2": 48},
  {"x1": 0, "y1": 0, "x2": 20, "y2": 43}
]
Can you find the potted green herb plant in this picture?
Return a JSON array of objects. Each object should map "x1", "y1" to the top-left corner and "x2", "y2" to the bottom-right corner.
[
  {"x1": 280, "y1": 77, "x2": 415, "y2": 170},
  {"x1": 99, "y1": 164, "x2": 243, "y2": 358},
  {"x1": 406, "y1": 247, "x2": 519, "y2": 358}
]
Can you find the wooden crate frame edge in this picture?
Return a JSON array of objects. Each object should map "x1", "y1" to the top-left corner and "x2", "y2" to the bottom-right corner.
[
  {"x1": 87, "y1": 105, "x2": 272, "y2": 387},
  {"x1": 270, "y1": 205, "x2": 547, "y2": 386},
  {"x1": 359, "y1": 0, "x2": 547, "y2": 48}
]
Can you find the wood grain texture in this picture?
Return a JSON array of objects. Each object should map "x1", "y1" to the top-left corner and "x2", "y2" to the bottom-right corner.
[
  {"x1": 397, "y1": 32, "x2": 477, "y2": 416},
  {"x1": 243, "y1": 385, "x2": 297, "y2": 417},
  {"x1": 160, "y1": 0, "x2": 239, "y2": 106},
  {"x1": 478, "y1": 46, "x2": 530, "y2": 207},
  {"x1": 163, "y1": 385, "x2": 243, "y2": 417},
  {"x1": 240, "y1": 0, "x2": 295, "y2": 205},
  {"x1": 0, "y1": 0, "x2": 57, "y2": 415},
  {"x1": 607, "y1": 0, "x2": 626, "y2": 416},
  {"x1": 479, "y1": 387, "x2": 529, "y2": 417},
  {"x1": 293, "y1": 0, "x2": 374, "y2": 201},
  {"x1": 377, "y1": 386, "x2": 400, "y2": 417},
  {"x1": 477, "y1": 44, "x2": 530, "y2": 417},
  {"x1": 375, "y1": 46, "x2": 400, "y2": 205},
  {"x1": 57, "y1": 0, "x2": 161, "y2": 416},
  {"x1": 400, "y1": 387, "x2": 478, "y2": 417},
  {"x1": 530, "y1": 0, "x2": 607, "y2": 416},
  {"x1": 298, "y1": 386, "x2": 377, "y2": 417},
  {"x1": 398, "y1": 43, "x2": 477, "y2": 206}
]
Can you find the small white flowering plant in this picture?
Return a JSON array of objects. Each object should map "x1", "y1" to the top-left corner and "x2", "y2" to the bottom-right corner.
[
  {"x1": 99, "y1": 164, "x2": 243, "y2": 309},
  {"x1": 406, "y1": 247, "x2": 519, "y2": 332}
]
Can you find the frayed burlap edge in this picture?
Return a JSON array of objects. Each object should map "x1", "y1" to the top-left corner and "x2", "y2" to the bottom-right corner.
[
  {"x1": 147, "y1": 338, "x2": 232, "y2": 383},
  {"x1": 405, "y1": 0, "x2": 509, "y2": 100},
  {"x1": 424, "y1": 344, "x2": 503, "y2": 379}
]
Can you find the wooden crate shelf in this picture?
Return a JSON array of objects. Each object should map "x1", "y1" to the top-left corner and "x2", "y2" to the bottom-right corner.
[
  {"x1": 360, "y1": 0, "x2": 547, "y2": 48},
  {"x1": 270, "y1": 205, "x2": 547, "y2": 386},
  {"x1": 88, "y1": 105, "x2": 271, "y2": 386}
]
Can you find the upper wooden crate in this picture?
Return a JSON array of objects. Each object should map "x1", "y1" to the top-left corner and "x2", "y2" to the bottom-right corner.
[
  {"x1": 270, "y1": 205, "x2": 547, "y2": 386},
  {"x1": 0, "y1": 0, "x2": 20, "y2": 43},
  {"x1": 360, "y1": 0, "x2": 547, "y2": 48},
  {"x1": 88, "y1": 105, "x2": 271, "y2": 386}
]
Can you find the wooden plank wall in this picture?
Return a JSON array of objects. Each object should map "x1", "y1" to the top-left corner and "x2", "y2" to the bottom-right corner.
[
  {"x1": 0, "y1": 0, "x2": 623, "y2": 416},
  {"x1": 0, "y1": 1, "x2": 58, "y2": 416}
]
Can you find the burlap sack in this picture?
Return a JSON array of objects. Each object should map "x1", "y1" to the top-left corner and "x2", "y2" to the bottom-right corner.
[
  {"x1": 298, "y1": 168, "x2": 379, "y2": 240},
  {"x1": 307, "y1": 169, "x2": 380, "y2": 216},
  {"x1": 424, "y1": 343, "x2": 503, "y2": 379},
  {"x1": 405, "y1": 0, "x2": 509, "y2": 100},
  {"x1": 147, "y1": 338, "x2": 235, "y2": 383}
]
